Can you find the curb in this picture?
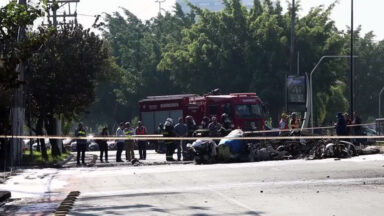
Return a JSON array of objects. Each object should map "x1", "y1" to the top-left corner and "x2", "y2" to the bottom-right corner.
[{"x1": 0, "y1": 191, "x2": 11, "y2": 203}]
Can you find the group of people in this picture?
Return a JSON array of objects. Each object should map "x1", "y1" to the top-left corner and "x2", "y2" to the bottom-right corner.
[
  {"x1": 161, "y1": 116, "x2": 197, "y2": 161},
  {"x1": 159, "y1": 114, "x2": 233, "y2": 161},
  {"x1": 336, "y1": 112, "x2": 362, "y2": 136},
  {"x1": 115, "y1": 121, "x2": 147, "y2": 162},
  {"x1": 74, "y1": 121, "x2": 148, "y2": 165},
  {"x1": 279, "y1": 113, "x2": 300, "y2": 131}
]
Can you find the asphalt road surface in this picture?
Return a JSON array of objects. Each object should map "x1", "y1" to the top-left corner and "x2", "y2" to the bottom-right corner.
[{"x1": 1, "y1": 153, "x2": 384, "y2": 215}]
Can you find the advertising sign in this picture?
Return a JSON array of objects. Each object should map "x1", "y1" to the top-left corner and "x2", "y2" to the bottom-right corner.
[{"x1": 287, "y1": 75, "x2": 306, "y2": 112}]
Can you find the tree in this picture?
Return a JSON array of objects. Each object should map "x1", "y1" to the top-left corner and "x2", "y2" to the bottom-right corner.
[
  {"x1": 82, "y1": 4, "x2": 196, "y2": 130},
  {"x1": 0, "y1": 1, "x2": 44, "y2": 167},
  {"x1": 28, "y1": 24, "x2": 109, "y2": 157}
]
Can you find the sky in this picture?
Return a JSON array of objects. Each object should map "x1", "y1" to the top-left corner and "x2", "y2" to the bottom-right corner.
[{"x1": 2, "y1": 0, "x2": 384, "y2": 40}]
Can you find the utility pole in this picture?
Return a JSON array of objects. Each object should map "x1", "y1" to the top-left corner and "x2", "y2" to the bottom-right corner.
[
  {"x1": 286, "y1": 0, "x2": 295, "y2": 112},
  {"x1": 350, "y1": 0, "x2": 354, "y2": 118},
  {"x1": 290, "y1": 0, "x2": 296, "y2": 76},
  {"x1": 46, "y1": 0, "x2": 80, "y2": 27},
  {"x1": 45, "y1": 0, "x2": 80, "y2": 153},
  {"x1": 10, "y1": 0, "x2": 27, "y2": 166},
  {"x1": 155, "y1": 0, "x2": 166, "y2": 15}
]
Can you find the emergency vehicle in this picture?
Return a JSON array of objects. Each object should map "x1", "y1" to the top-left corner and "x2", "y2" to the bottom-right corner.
[{"x1": 139, "y1": 92, "x2": 265, "y2": 134}]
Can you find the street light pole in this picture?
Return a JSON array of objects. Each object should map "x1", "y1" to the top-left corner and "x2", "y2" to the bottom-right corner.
[
  {"x1": 350, "y1": 0, "x2": 354, "y2": 118},
  {"x1": 309, "y1": 55, "x2": 358, "y2": 132},
  {"x1": 379, "y1": 87, "x2": 384, "y2": 118}
]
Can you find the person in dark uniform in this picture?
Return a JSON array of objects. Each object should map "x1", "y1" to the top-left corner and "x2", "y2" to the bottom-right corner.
[
  {"x1": 163, "y1": 118, "x2": 175, "y2": 161},
  {"x1": 186, "y1": 116, "x2": 197, "y2": 137},
  {"x1": 75, "y1": 123, "x2": 87, "y2": 165},
  {"x1": 98, "y1": 127, "x2": 109, "y2": 163}
]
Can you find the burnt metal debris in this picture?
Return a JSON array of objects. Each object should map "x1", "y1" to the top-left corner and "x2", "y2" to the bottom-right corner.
[{"x1": 186, "y1": 130, "x2": 381, "y2": 164}]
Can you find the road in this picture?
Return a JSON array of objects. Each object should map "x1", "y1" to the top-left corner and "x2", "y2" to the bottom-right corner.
[{"x1": 1, "y1": 153, "x2": 384, "y2": 215}]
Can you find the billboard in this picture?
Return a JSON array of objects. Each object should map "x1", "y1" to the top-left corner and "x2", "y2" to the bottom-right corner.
[{"x1": 287, "y1": 75, "x2": 306, "y2": 112}]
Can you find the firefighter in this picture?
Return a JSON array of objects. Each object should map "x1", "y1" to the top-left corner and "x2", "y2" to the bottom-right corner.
[
  {"x1": 186, "y1": 115, "x2": 197, "y2": 137},
  {"x1": 163, "y1": 118, "x2": 176, "y2": 161},
  {"x1": 208, "y1": 116, "x2": 222, "y2": 137},
  {"x1": 124, "y1": 122, "x2": 135, "y2": 161},
  {"x1": 75, "y1": 123, "x2": 87, "y2": 165},
  {"x1": 136, "y1": 121, "x2": 147, "y2": 160},
  {"x1": 221, "y1": 113, "x2": 233, "y2": 130}
]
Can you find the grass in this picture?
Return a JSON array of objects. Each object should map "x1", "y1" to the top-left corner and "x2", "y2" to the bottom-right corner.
[{"x1": 22, "y1": 149, "x2": 71, "y2": 166}]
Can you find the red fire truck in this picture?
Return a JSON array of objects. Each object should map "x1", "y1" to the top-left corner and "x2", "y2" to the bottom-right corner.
[{"x1": 139, "y1": 92, "x2": 265, "y2": 134}]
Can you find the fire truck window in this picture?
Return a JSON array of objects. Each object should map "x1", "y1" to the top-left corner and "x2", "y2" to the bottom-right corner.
[
  {"x1": 235, "y1": 104, "x2": 262, "y2": 119},
  {"x1": 221, "y1": 104, "x2": 232, "y2": 118},
  {"x1": 208, "y1": 105, "x2": 218, "y2": 115}
]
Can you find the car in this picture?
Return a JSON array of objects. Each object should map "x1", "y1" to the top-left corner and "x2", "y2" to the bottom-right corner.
[
  {"x1": 359, "y1": 126, "x2": 377, "y2": 145},
  {"x1": 107, "y1": 141, "x2": 116, "y2": 150},
  {"x1": 88, "y1": 142, "x2": 99, "y2": 151}
]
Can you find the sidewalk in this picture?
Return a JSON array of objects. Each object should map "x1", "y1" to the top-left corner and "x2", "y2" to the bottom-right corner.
[{"x1": 63, "y1": 150, "x2": 193, "y2": 168}]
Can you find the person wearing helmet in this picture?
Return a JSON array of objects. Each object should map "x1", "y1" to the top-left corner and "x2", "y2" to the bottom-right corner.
[
  {"x1": 163, "y1": 118, "x2": 176, "y2": 161},
  {"x1": 221, "y1": 113, "x2": 233, "y2": 130},
  {"x1": 208, "y1": 116, "x2": 222, "y2": 137}
]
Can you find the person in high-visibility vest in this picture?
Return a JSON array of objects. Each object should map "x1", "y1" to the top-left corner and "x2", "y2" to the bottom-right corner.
[
  {"x1": 135, "y1": 121, "x2": 147, "y2": 160},
  {"x1": 75, "y1": 123, "x2": 87, "y2": 165},
  {"x1": 163, "y1": 118, "x2": 175, "y2": 161},
  {"x1": 124, "y1": 122, "x2": 135, "y2": 161}
]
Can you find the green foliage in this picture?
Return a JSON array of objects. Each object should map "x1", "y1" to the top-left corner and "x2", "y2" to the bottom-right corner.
[
  {"x1": 0, "y1": 2, "x2": 43, "y2": 89},
  {"x1": 353, "y1": 31, "x2": 384, "y2": 120},
  {"x1": 23, "y1": 149, "x2": 70, "y2": 165},
  {"x1": 87, "y1": 0, "x2": 384, "y2": 127},
  {"x1": 29, "y1": 25, "x2": 108, "y2": 120}
]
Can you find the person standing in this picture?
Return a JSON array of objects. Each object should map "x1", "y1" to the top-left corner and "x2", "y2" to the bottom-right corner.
[
  {"x1": 344, "y1": 113, "x2": 352, "y2": 135},
  {"x1": 173, "y1": 117, "x2": 188, "y2": 161},
  {"x1": 352, "y1": 112, "x2": 363, "y2": 144},
  {"x1": 290, "y1": 113, "x2": 300, "y2": 130},
  {"x1": 163, "y1": 118, "x2": 175, "y2": 161},
  {"x1": 336, "y1": 112, "x2": 348, "y2": 136},
  {"x1": 208, "y1": 116, "x2": 222, "y2": 137},
  {"x1": 115, "y1": 122, "x2": 125, "y2": 162},
  {"x1": 75, "y1": 123, "x2": 87, "y2": 165},
  {"x1": 186, "y1": 116, "x2": 197, "y2": 137},
  {"x1": 98, "y1": 127, "x2": 109, "y2": 163},
  {"x1": 124, "y1": 122, "x2": 135, "y2": 161},
  {"x1": 200, "y1": 116, "x2": 210, "y2": 129},
  {"x1": 136, "y1": 121, "x2": 147, "y2": 160},
  {"x1": 352, "y1": 112, "x2": 362, "y2": 135}
]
